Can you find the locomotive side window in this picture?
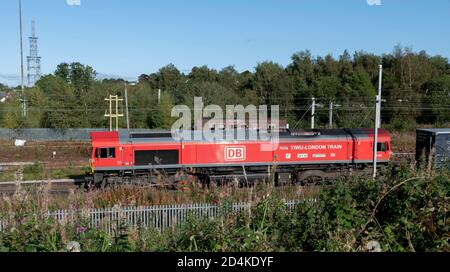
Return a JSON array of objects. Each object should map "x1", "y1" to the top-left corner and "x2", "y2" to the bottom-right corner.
[
  {"x1": 377, "y1": 142, "x2": 389, "y2": 152},
  {"x1": 96, "y1": 147, "x2": 116, "y2": 159}
]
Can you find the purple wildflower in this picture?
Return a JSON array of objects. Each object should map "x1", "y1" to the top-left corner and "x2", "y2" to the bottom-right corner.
[{"x1": 76, "y1": 226, "x2": 87, "y2": 234}]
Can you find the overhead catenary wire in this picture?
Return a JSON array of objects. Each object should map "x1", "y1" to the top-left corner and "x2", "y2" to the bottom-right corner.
[{"x1": 1, "y1": 103, "x2": 449, "y2": 112}]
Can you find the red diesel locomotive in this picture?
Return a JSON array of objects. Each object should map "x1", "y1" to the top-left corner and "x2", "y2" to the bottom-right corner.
[{"x1": 87, "y1": 128, "x2": 391, "y2": 186}]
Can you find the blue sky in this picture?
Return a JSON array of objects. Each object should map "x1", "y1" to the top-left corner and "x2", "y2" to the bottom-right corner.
[{"x1": 0, "y1": 0, "x2": 449, "y2": 85}]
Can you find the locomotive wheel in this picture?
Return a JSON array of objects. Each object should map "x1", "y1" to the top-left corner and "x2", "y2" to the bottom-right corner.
[
  {"x1": 84, "y1": 176, "x2": 95, "y2": 191},
  {"x1": 302, "y1": 175, "x2": 323, "y2": 186},
  {"x1": 296, "y1": 170, "x2": 326, "y2": 186}
]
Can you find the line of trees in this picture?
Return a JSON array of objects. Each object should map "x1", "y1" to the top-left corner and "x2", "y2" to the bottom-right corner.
[{"x1": 0, "y1": 45, "x2": 449, "y2": 130}]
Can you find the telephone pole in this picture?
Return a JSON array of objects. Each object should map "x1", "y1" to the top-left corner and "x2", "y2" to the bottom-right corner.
[
  {"x1": 19, "y1": 0, "x2": 27, "y2": 117},
  {"x1": 124, "y1": 82, "x2": 136, "y2": 131},
  {"x1": 158, "y1": 89, "x2": 161, "y2": 105},
  {"x1": 124, "y1": 84, "x2": 130, "y2": 131},
  {"x1": 373, "y1": 65, "x2": 383, "y2": 178},
  {"x1": 311, "y1": 97, "x2": 316, "y2": 129},
  {"x1": 328, "y1": 100, "x2": 333, "y2": 129},
  {"x1": 104, "y1": 95, "x2": 124, "y2": 131}
]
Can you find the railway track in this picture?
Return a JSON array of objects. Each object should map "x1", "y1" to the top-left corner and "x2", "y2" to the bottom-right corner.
[
  {"x1": 0, "y1": 152, "x2": 417, "y2": 195},
  {"x1": 392, "y1": 152, "x2": 415, "y2": 157},
  {"x1": 0, "y1": 179, "x2": 82, "y2": 194},
  {"x1": 392, "y1": 152, "x2": 416, "y2": 162}
]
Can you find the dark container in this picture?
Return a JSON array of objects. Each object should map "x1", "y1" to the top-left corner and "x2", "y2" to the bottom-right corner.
[{"x1": 416, "y1": 128, "x2": 450, "y2": 169}]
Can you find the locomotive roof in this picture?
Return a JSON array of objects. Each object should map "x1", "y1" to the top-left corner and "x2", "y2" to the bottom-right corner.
[
  {"x1": 108, "y1": 128, "x2": 389, "y2": 143},
  {"x1": 90, "y1": 128, "x2": 389, "y2": 145}
]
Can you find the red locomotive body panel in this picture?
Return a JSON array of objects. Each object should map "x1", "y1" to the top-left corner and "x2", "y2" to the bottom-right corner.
[
  {"x1": 182, "y1": 141, "x2": 274, "y2": 165},
  {"x1": 274, "y1": 139, "x2": 351, "y2": 164},
  {"x1": 90, "y1": 129, "x2": 391, "y2": 173}
]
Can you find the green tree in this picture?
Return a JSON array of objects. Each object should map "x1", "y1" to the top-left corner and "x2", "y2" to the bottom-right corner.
[
  {"x1": 0, "y1": 83, "x2": 9, "y2": 92},
  {"x1": 218, "y1": 66, "x2": 239, "y2": 91},
  {"x1": 148, "y1": 64, "x2": 183, "y2": 93},
  {"x1": 70, "y1": 62, "x2": 96, "y2": 93},
  {"x1": 38, "y1": 75, "x2": 82, "y2": 129},
  {"x1": 25, "y1": 86, "x2": 48, "y2": 127},
  {"x1": 255, "y1": 62, "x2": 295, "y2": 119},
  {"x1": 128, "y1": 84, "x2": 155, "y2": 129},
  {"x1": 0, "y1": 93, "x2": 23, "y2": 129},
  {"x1": 4, "y1": 45, "x2": 450, "y2": 130},
  {"x1": 346, "y1": 67, "x2": 376, "y2": 97},
  {"x1": 353, "y1": 51, "x2": 381, "y2": 84},
  {"x1": 147, "y1": 92, "x2": 175, "y2": 129},
  {"x1": 55, "y1": 63, "x2": 70, "y2": 82},
  {"x1": 424, "y1": 76, "x2": 450, "y2": 123},
  {"x1": 287, "y1": 50, "x2": 316, "y2": 87},
  {"x1": 189, "y1": 66, "x2": 219, "y2": 83},
  {"x1": 55, "y1": 62, "x2": 96, "y2": 93}
]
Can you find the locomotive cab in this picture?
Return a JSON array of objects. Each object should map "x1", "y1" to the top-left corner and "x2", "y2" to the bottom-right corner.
[
  {"x1": 377, "y1": 141, "x2": 390, "y2": 153},
  {"x1": 90, "y1": 146, "x2": 120, "y2": 172},
  {"x1": 373, "y1": 130, "x2": 391, "y2": 162},
  {"x1": 89, "y1": 131, "x2": 122, "y2": 173},
  {"x1": 375, "y1": 141, "x2": 391, "y2": 163}
]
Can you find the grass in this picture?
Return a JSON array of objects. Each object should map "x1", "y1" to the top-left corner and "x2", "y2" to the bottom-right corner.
[
  {"x1": 0, "y1": 163, "x2": 89, "y2": 182},
  {"x1": 0, "y1": 170, "x2": 15, "y2": 182},
  {"x1": 0, "y1": 180, "x2": 319, "y2": 210},
  {"x1": 0, "y1": 140, "x2": 90, "y2": 164}
]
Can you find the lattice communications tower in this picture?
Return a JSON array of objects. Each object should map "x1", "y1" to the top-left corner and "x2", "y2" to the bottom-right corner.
[{"x1": 27, "y1": 20, "x2": 41, "y2": 86}]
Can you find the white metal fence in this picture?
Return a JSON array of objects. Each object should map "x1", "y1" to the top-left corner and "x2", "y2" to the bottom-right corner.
[{"x1": 0, "y1": 199, "x2": 302, "y2": 234}]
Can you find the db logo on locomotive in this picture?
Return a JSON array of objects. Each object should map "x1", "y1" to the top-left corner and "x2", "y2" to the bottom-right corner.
[{"x1": 225, "y1": 146, "x2": 246, "y2": 161}]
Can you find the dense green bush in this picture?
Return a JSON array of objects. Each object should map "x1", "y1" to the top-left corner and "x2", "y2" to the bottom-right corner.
[{"x1": 387, "y1": 116, "x2": 417, "y2": 132}]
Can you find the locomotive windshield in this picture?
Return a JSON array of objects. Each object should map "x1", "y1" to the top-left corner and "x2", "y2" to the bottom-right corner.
[
  {"x1": 377, "y1": 142, "x2": 389, "y2": 152},
  {"x1": 96, "y1": 147, "x2": 116, "y2": 159}
]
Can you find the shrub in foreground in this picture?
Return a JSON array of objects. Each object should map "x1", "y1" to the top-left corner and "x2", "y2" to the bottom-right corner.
[{"x1": 0, "y1": 166, "x2": 448, "y2": 252}]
